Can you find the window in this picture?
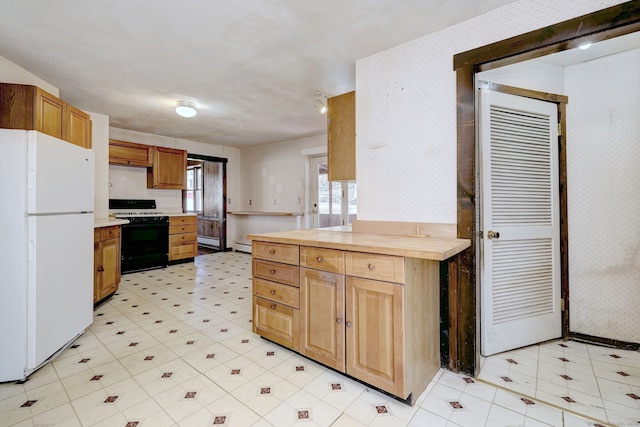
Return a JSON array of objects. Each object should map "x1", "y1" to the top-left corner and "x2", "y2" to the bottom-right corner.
[{"x1": 185, "y1": 161, "x2": 203, "y2": 213}]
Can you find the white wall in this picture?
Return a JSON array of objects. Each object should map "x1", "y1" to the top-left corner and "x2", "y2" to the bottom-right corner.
[
  {"x1": 566, "y1": 48, "x2": 640, "y2": 343},
  {"x1": 109, "y1": 127, "x2": 241, "y2": 246},
  {"x1": 236, "y1": 134, "x2": 326, "y2": 241},
  {"x1": 90, "y1": 112, "x2": 110, "y2": 218},
  {"x1": 0, "y1": 56, "x2": 59, "y2": 96},
  {"x1": 477, "y1": 60, "x2": 565, "y2": 94},
  {"x1": 355, "y1": 0, "x2": 625, "y2": 224}
]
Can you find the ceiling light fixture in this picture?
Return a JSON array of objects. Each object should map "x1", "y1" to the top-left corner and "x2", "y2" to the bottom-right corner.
[
  {"x1": 314, "y1": 91, "x2": 330, "y2": 114},
  {"x1": 175, "y1": 101, "x2": 197, "y2": 118},
  {"x1": 314, "y1": 99, "x2": 328, "y2": 114}
]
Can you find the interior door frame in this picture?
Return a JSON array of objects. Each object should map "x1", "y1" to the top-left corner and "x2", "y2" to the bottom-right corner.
[
  {"x1": 452, "y1": 1, "x2": 640, "y2": 376},
  {"x1": 186, "y1": 153, "x2": 228, "y2": 251}
]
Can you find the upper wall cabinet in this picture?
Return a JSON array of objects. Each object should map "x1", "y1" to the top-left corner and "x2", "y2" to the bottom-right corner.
[
  {"x1": 64, "y1": 103, "x2": 92, "y2": 149},
  {"x1": 147, "y1": 146, "x2": 187, "y2": 189},
  {"x1": 0, "y1": 83, "x2": 92, "y2": 148},
  {"x1": 109, "y1": 139, "x2": 153, "y2": 167},
  {"x1": 327, "y1": 91, "x2": 355, "y2": 181}
]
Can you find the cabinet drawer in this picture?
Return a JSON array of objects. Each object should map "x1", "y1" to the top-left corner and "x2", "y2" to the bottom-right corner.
[
  {"x1": 170, "y1": 215, "x2": 197, "y2": 226},
  {"x1": 300, "y1": 246, "x2": 345, "y2": 274},
  {"x1": 169, "y1": 241, "x2": 197, "y2": 260},
  {"x1": 252, "y1": 259, "x2": 299, "y2": 287},
  {"x1": 169, "y1": 223, "x2": 197, "y2": 234},
  {"x1": 253, "y1": 278, "x2": 299, "y2": 308},
  {"x1": 253, "y1": 296, "x2": 299, "y2": 351},
  {"x1": 169, "y1": 232, "x2": 197, "y2": 245},
  {"x1": 345, "y1": 252, "x2": 405, "y2": 283},
  {"x1": 252, "y1": 241, "x2": 299, "y2": 265},
  {"x1": 100, "y1": 225, "x2": 119, "y2": 241}
]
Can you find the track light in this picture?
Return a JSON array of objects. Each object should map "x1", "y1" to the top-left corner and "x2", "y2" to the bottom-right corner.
[
  {"x1": 175, "y1": 101, "x2": 197, "y2": 118},
  {"x1": 314, "y1": 91, "x2": 330, "y2": 114},
  {"x1": 314, "y1": 99, "x2": 327, "y2": 114}
]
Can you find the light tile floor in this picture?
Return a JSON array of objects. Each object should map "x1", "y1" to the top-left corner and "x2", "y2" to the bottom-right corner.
[
  {"x1": 479, "y1": 337, "x2": 640, "y2": 426},
  {"x1": 0, "y1": 252, "x2": 626, "y2": 426}
]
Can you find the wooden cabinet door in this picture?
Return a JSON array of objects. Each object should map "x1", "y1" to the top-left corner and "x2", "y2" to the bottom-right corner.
[
  {"x1": 299, "y1": 268, "x2": 345, "y2": 371},
  {"x1": 64, "y1": 103, "x2": 92, "y2": 148},
  {"x1": 345, "y1": 276, "x2": 406, "y2": 398},
  {"x1": 327, "y1": 91, "x2": 355, "y2": 181},
  {"x1": 148, "y1": 146, "x2": 187, "y2": 189},
  {"x1": 100, "y1": 238, "x2": 119, "y2": 299},
  {"x1": 253, "y1": 297, "x2": 299, "y2": 351},
  {"x1": 34, "y1": 87, "x2": 64, "y2": 139},
  {"x1": 94, "y1": 236, "x2": 120, "y2": 303},
  {"x1": 109, "y1": 139, "x2": 153, "y2": 166}
]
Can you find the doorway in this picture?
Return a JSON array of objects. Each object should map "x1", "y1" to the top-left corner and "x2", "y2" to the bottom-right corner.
[
  {"x1": 184, "y1": 154, "x2": 228, "y2": 252},
  {"x1": 310, "y1": 156, "x2": 357, "y2": 228}
]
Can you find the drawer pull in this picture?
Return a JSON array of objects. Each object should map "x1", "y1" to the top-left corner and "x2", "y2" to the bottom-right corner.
[
  {"x1": 336, "y1": 318, "x2": 342, "y2": 324},
  {"x1": 269, "y1": 269, "x2": 276, "y2": 274},
  {"x1": 270, "y1": 290, "x2": 276, "y2": 295},
  {"x1": 368, "y1": 263, "x2": 375, "y2": 271},
  {"x1": 346, "y1": 321, "x2": 352, "y2": 327},
  {"x1": 270, "y1": 304, "x2": 276, "y2": 309},
  {"x1": 316, "y1": 256, "x2": 323, "y2": 262},
  {"x1": 269, "y1": 249, "x2": 276, "y2": 255}
]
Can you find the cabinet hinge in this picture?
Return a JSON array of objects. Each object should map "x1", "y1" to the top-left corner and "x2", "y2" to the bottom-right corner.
[
  {"x1": 557, "y1": 123, "x2": 562, "y2": 136},
  {"x1": 560, "y1": 298, "x2": 565, "y2": 311}
]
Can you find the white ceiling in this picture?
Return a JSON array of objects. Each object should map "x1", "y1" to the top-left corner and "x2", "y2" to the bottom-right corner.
[{"x1": 0, "y1": 0, "x2": 517, "y2": 147}]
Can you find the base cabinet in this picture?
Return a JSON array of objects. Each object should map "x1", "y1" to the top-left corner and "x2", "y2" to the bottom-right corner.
[
  {"x1": 252, "y1": 241, "x2": 440, "y2": 404},
  {"x1": 94, "y1": 226, "x2": 121, "y2": 303},
  {"x1": 252, "y1": 241, "x2": 300, "y2": 352},
  {"x1": 169, "y1": 216, "x2": 197, "y2": 261}
]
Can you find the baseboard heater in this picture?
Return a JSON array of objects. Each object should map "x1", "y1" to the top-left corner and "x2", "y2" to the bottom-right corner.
[{"x1": 232, "y1": 239, "x2": 252, "y2": 253}]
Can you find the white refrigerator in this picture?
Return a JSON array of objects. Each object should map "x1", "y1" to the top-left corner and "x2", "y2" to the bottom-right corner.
[{"x1": 0, "y1": 130, "x2": 95, "y2": 381}]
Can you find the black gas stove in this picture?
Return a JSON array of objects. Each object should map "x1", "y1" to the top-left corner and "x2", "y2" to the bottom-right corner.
[{"x1": 109, "y1": 199, "x2": 169, "y2": 273}]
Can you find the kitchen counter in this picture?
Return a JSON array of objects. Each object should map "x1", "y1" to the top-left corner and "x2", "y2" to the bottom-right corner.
[
  {"x1": 94, "y1": 218, "x2": 129, "y2": 228},
  {"x1": 247, "y1": 228, "x2": 470, "y2": 261}
]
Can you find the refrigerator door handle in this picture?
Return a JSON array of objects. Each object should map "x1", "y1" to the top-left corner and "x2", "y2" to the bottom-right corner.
[
  {"x1": 28, "y1": 240, "x2": 35, "y2": 261},
  {"x1": 28, "y1": 168, "x2": 35, "y2": 190}
]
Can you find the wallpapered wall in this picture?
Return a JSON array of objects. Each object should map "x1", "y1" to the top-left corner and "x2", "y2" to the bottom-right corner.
[
  {"x1": 355, "y1": 0, "x2": 625, "y2": 223},
  {"x1": 566, "y1": 48, "x2": 640, "y2": 343},
  {"x1": 354, "y1": 0, "x2": 632, "y2": 344}
]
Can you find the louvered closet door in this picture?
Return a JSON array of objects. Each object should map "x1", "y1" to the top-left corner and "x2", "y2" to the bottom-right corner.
[{"x1": 479, "y1": 89, "x2": 561, "y2": 356}]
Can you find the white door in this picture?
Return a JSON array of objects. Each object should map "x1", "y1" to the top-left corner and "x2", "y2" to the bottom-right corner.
[{"x1": 479, "y1": 89, "x2": 561, "y2": 356}]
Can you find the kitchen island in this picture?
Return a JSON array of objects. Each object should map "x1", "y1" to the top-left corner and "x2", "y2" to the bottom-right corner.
[{"x1": 248, "y1": 228, "x2": 470, "y2": 405}]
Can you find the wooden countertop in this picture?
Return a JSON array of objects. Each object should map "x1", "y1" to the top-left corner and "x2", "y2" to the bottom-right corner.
[{"x1": 247, "y1": 229, "x2": 470, "y2": 261}]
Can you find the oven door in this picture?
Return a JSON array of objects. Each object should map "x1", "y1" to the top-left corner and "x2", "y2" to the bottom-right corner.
[{"x1": 120, "y1": 221, "x2": 169, "y2": 273}]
